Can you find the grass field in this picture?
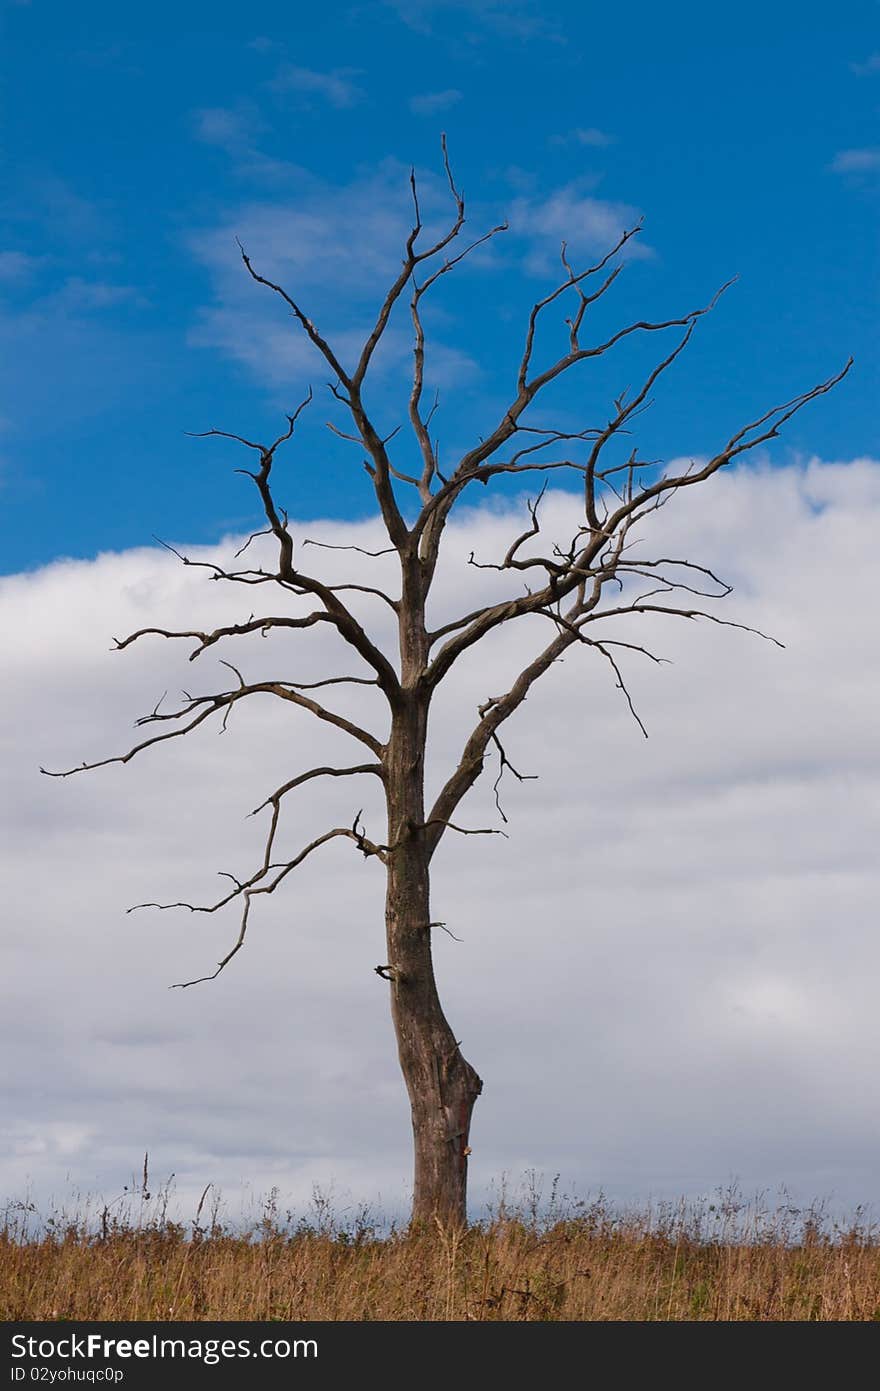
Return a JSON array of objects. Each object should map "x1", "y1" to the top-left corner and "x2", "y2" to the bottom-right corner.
[{"x1": 3, "y1": 1180, "x2": 879, "y2": 1321}]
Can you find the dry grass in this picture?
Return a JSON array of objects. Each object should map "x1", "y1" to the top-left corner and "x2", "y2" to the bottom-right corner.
[{"x1": 3, "y1": 1181, "x2": 879, "y2": 1321}]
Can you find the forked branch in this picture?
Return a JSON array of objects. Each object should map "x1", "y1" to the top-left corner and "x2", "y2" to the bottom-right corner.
[{"x1": 47, "y1": 142, "x2": 851, "y2": 991}]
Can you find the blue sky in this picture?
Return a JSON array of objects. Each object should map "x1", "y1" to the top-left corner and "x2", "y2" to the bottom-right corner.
[
  {"x1": 3, "y1": 2, "x2": 880, "y2": 1217},
  {"x1": 2, "y1": 0, "x2": 877, "y2": 573}
]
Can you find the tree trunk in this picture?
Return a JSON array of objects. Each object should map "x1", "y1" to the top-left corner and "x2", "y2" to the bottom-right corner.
[{"x1": 384, "y1": 699, "x2": 482, "y2": 1228}]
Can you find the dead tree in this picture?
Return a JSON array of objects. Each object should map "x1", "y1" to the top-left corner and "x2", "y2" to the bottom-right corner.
[{"x1": 44, "y1": 143, "x2": 850, "y2": 1227}]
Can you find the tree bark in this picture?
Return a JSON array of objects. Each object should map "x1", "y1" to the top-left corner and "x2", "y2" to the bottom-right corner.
[{"x1": 384, "y1": 698, "x2": 482, "y2": 1228}]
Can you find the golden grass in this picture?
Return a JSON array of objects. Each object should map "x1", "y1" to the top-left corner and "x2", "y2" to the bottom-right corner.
[{"x1": 3, "y1": 1184, "x2": 879, "y2": 1321}]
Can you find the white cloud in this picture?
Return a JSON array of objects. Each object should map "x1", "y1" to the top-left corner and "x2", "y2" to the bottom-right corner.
[
  {"x1": 508, "y1": 182, "x2": 649, "y2": 273},
  {"x1": 24, "y1": 177, "x2": 107, "y2": 244},
  {"x1": 385, "y1": 0, "x2": 561, "y2": 41},
  {"x1": 180, "y1": 139, "x2": 677, "y2": 451},
  {"x1": 189, "y1": 178, "x2": 409, "y2": 298},
  {"x1": 189, "y1": 305, "x2": 478, "y2": 393},
  {"x1": 191, "y1": 104, "x2": 300, "y2": 185},
  {"x1": 193, "y1": 105, "x2": 265, "y2": 153},
  {"x1": 269, "y1": 64, "x2": 364, "y2": 109},
  {"x1": 409, "y1": 88, "x2": 463, "y2": 116},
  {"x1": 830, "y1": 148, "x2": 880, "y2": 174},
  {"x1": 185, "y1": 159, "x2": 652, "y2": 406},
  {"x1": 0, "y1": 251, "x2": 44, "y2": 282},
  {"x1": 48, "y1": 278, "x2": 145, "y2": 311},
  {"x1": 0, "y1": 273, "x2": 150, "y2": 442},
  {"x1": 550, "y1": 127, "x2": 614, "y2": 148},
  {"x1": 186, "y1": 162, "x2": 482, "y2": 393},
  {"x1": 3, "y1": 458, "x2": 880, "y2": 1216},
  {"x1": 1, "y1": 275, "x2": 141, "y2": 315},
  {"x1": 850, "y1": 52, "x2": 880, "y2": 76}
]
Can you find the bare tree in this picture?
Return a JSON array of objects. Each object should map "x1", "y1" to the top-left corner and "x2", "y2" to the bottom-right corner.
[{"x1": 44, "y1": 143, "x2": 850, "y2": 1227}]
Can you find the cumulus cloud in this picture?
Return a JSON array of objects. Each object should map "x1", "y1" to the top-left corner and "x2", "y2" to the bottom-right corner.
[
  {"x1": 193, "y1": 105, "x2": 265, "y2": 153},
  {"x1": 550, "y1": 127, "x2": 614, "y2": 148},
  {"x1": 186, "y1": 161, "x2": 484, "y2": 396},
  {"x1": 188, "y1": 161, "x2": 453, "y2": 298},
  {"x1": 3, "y1": 458, "x2": 880, "y2": 1217},
  {"x1": 508, "y1": 182, "x2": 649, "y2": 274},
  {"x1": 850, "y1": 52, "x2": 880, "y2": 76},
  {"x1": 0, "y1": 273, "x2": 150, "y2": 445},
  {"x1": 185, "y1": 156, "x2": 651, "y2": 416},
  {"x1": 191, "y1": 104, "x2": 302, "y2": 185},
  {"x1": 47, "y1": 278, "x2": 145, "y2": 311},
  {"x1": 385, "y1": 0, "x2": 560, "y2": 41},
  {"x1": 0, "y1": 251, "x2": 44, "y2": 282},
  {"x1": 830, "y1": 148, "x2": 880, "y2": 174},
  {"x1": 23, "y1": 176, "x2": 107, "y2": 245},
  {"x1": 409, "y1": 88, "x2": 463, "y2": 116},
  {"x1": 189, "y1": 308, "x2": 477, "y2": 395},
  {"x1": 269, "y1": 64, "x2": 364, "y2": 109}
]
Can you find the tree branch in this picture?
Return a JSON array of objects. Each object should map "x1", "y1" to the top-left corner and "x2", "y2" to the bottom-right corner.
[
  {"x1": 425, "y1": 623, "x2": 578, "y2": 857},
  {"x1": 164, "y1": 822, "x2": 376, "y2": 989},
  {"x1": 249, "y1": 763, "x2": 384, "y2": 817},
  {"x1": 113, "y1": 612, "x2": 333, "y2": 661},
  {"x1": 421, "y1": 350, "x2": 850, "y2": 687},
  {"x1": 42, "y1": 673, "x2": 386, "y2": 778},
  {"x1": 187, "y1": 407, "x2": 404, "y2": 700}
]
